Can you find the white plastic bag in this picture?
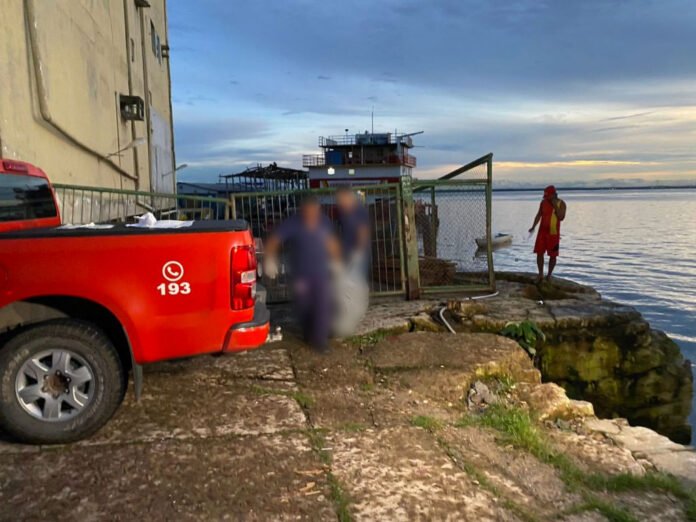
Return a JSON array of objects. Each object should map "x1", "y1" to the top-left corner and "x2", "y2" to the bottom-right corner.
[
  {"x1": 332, "y1": 256, "x2": 369, "y2": 337},
  {"x1": 127, "y1": 212, "x2": 194, "y2": 229},
  {"x1": 136, "y1": 212, "x2": 157, "y2": 227}
]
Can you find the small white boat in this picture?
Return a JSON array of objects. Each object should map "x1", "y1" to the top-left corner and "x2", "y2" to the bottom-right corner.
[{"x1": 476, "y1": 233, "x2": 513, "y2": 249}]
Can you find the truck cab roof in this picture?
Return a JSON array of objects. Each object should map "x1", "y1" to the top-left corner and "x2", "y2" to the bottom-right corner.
[{"x1": 0, "y1": 158, "x2": 61, "y2": 233}]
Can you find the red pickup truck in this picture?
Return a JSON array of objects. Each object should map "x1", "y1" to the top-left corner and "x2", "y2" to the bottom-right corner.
[{"x1": 0, "y1": 159, "x2": 270, "y2": 444}]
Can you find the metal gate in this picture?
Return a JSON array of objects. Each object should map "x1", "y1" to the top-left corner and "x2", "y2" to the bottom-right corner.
[
  {"x1": 412, "y1": 154, "x2": 494, "y2": 293},
  {"x1": 227, "y1": 184, "x2": 405, "y2": 302}
]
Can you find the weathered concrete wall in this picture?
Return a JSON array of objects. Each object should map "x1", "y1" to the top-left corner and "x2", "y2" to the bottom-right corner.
[{"x1": 0, "y1": 0, "x2": 174, "y2": 193}]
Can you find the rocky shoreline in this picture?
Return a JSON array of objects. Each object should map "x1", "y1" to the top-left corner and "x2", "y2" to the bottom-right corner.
[
  {"x1": 360, "y1": 329, "x2": 696, "y2": 484},
  {"x1": 357, "y1": 272, "x2": 694, "y2": 444}
]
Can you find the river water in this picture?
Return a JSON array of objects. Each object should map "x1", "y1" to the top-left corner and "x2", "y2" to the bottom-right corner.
[{"x1": 486, "y1": 188, "x2": 695, "y2": 443}]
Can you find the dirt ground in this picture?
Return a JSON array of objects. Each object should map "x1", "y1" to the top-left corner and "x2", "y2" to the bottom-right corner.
[{"x1": 0, "y1": 326, "x2": 691, "y2": 521}]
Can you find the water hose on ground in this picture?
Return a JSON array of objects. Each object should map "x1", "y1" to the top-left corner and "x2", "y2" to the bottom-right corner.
[
  {"x1": 466, "y1": 291, "x2": 500, "y2": 301},
  {"x1": 437, "y1": 291, "x2": 500, "y2": 335},
  {"x1": 439, "y1": 306, "x2": 456, "y2": 334}
]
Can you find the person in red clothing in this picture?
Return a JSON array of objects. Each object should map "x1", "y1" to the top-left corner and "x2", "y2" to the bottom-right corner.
[{"x1": 529, "y1": 185, "x2": 567, "y2": 282}]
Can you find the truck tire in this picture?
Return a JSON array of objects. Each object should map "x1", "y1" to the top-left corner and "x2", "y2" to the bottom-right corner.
[{"x1": 0, "y1": 319, "x2": 125, "y2": 444}]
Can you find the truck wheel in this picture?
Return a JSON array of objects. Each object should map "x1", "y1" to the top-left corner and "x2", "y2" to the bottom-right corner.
[{"x1": 0, "y1": 320, "x2": 125, "y2": 444}]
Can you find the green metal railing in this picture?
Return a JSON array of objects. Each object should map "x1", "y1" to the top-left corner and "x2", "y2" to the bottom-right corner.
[{"x1": 52, "y1": 184, "x2": 230, "y2": 224}]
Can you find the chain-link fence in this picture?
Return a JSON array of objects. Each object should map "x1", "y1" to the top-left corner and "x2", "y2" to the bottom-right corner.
[
  {"x1": 412, "y1": 155, "x2": 493, "y2": 292},
  {"x1": 53, "y1": 184, "x2": 229, "y2": 224},
  {"x1": 228, "y1": 184, "x2": 405, "y2": 302}
]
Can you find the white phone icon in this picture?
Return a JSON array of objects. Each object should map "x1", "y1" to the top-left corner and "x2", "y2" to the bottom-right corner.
[{"x1": 162, "y1": 261, "x2": 184, "y2": 282}]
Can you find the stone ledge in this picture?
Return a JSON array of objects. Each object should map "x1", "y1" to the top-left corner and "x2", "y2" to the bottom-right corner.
[
  {"x1": 365, "y1": 332, "x2": 539, "y2": 403},
  {"x1": 585, "y1": 418, "x2": 696, "y2": 484}
]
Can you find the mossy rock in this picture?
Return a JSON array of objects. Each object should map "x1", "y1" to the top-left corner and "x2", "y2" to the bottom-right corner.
[
  {"x1": 410, "y1": 312, "x2": 443, "y2": 332},
  {"x1": 650, "y1": 330, "x2": 683, "y2": 360},
  {"x1": 540, "y1": 337, "x2": 620, "y2": 382},
  {"x1": 577, "y1": 338, "x2": 620, "y2": 382},
  {"x1": 593, "y1": 377, "x2": 626, "y2": 404},
  {"x1": 624, "y1": 320, "x2": 650, "y2": 337},
  {"x1": 630, "y1": 370, "x2": 680, "y2": 406},
  {"x1": 539, "y1": 342, "x2": 580, "y2": 380},
  {"x1": 629, "y1": 402, "x2": 693, "y2": 444},
  {"x1": 621, "y1": 345, "x2": 667, "y2": 375}
]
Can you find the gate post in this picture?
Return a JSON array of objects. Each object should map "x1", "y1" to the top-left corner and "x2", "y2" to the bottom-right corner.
[
  {"x1": 486, "y1": 155, "x2": 496, "y2": 291},
  {"x1": 399, "y1": 175, "x2": 421, "y2": 300},
  {"x1": 227, "y1": 194, "x2": 237, "y2": 220}
]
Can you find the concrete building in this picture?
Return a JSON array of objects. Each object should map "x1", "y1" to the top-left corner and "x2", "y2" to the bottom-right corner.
[{"x1": 0, "y1": 0, "x2": 175, "y2": 193}]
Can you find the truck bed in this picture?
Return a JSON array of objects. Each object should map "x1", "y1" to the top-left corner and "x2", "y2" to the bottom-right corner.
[{"x1": 0, "y1": 220, "x2": 249, "y2": 239}]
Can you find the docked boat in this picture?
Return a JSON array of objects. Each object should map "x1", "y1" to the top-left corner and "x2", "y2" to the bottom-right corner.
[{"x1": 476, "y1": 233, "x2": 513, "y2": 249}]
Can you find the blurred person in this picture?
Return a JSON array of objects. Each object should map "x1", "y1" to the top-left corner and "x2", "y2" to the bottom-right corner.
[
  {"x1": 335, "y1": 186, "x2": 370, "y2": 276},
  {"x1": 264, "y1": 196, "x2": 339, "y2": 353},
  {"x1": 529, "y1": 185, "x2": 567, "y2": 282},
  {"x1": 332, "y1": 186, "x2": 371, "y2": 336}
]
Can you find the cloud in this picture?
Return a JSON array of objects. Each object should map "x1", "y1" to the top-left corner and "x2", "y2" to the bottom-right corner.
[
  {"x1": 496, "y1": 160, "x2": 653, "y2": 169},
  {"x1": 174, "y1": 117, "x2": 271, "y2": 161},
  {"x1": 182, "y1": 0, "x2": 695, "y2": 98},
  {"x1": 603, "y1": 111, "x2": 655, "y2": 122},
  {"x1": 172, "y1": 94, "x2": 218, "y2": 107},
  {"x1": 167, "y1": 0, "x2": 696, "y2": 183}
]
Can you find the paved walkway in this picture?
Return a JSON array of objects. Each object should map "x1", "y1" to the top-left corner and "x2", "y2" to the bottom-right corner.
[{"x1": 0, "y1": 330, "x2": 693, "y2": 521}]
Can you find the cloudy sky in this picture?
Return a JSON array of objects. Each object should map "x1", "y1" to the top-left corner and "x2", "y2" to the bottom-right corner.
[{"x1": 168, "y1": 0, "x2": 696, "y2": 186}]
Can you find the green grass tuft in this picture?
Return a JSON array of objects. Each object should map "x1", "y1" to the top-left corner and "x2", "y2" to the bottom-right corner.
[
  {"x1": 459, "y1": 402, "x2": 696, "y2": 519},
  {"x1": 305, "y1": 429, "x2": 353, "y2": 521},
  {"x1": 453, "y1": 414, "x2": 477, "y2": 428},
  {"x1": 338, "y1": 422, "x2": 368, "y2": 433},
  {"x1": 475, "y1": 403, "x2": 551, "y2": 460},
  {"x1": 358, "y1": 382, "x2": 375, "y2": 392},
  {"x1": 686, "y1": 496, "x2": 696, "y2": 521},
  {"x1": 575, "y1": 497, "x2": 637, "y2": 522},
  {"x1": 328, "y1": 473, "x2": 353, "y2": 522},
  {"x1": 346, "y1": 329, "x2": 394, "y2": 349},
  {"x1": 410, "y1": 415, "x2": 443, "y2": 431},
  {"x1": 436, "y1": 433, "x2": 538, "y2": 522},
  {"x1": 492, "y1": 374, "x2": 516, "y2": 395},
  {"x1": 291, "y1": 391, "x2": 315, "y2": 409},
  {"x1": 306, "y1": 428, "x2": 331, "y2": 465}
]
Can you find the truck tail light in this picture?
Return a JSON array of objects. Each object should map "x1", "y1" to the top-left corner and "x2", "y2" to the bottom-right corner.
[
  {"x1": 2, "y1": 160, "x2": 29, "y2": 173},
  {"x1": 231, "y1": 245, "x2": 257, "y2": 310}
]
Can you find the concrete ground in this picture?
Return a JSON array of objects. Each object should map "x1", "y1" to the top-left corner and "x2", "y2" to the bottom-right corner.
[{"x1": 0, "y1": 321, "x2": 692, "y2": 521}]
